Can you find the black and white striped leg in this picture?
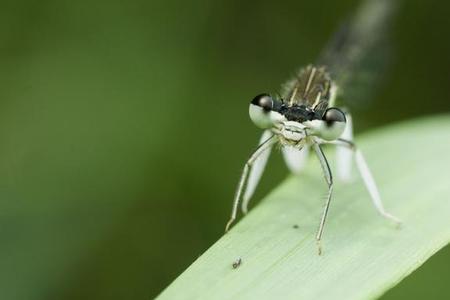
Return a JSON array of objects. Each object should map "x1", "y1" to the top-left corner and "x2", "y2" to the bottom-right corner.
[
  {"x1": 312, "y1": 142, "x2": 333, "y2": 255},
  {"x1": 225, "y1": 135, "x2": 276, "y2": 232}
]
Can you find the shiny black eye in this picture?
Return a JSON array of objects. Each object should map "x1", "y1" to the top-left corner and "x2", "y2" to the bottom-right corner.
[
  {"x1": 251, "y1": 94, "x2": 273, "y2": 112},
  {"x1": 322, "y1": 108, "x2": 346, "y2": 126}
]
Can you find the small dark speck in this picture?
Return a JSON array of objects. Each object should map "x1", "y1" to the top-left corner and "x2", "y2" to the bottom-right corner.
[
  {"x1": 232, "y1": 258, "x2": 242, "y2": 269},
  {"x1": 293, "y1": 224, "x2": 299, "y2": 229}
]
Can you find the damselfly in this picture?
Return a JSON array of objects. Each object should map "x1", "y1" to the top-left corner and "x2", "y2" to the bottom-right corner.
[{"x1": 225, "y1": 0, "x2": 401, "y2": 254}]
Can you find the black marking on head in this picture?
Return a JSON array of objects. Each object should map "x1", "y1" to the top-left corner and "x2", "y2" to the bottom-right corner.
[{"x1": 279, "y1": 105, "x2": 322, "y2": 122}]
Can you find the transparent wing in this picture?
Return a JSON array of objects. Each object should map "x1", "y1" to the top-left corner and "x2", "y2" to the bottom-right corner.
[
  {"x1": 317, "y1": 0, "x2": 397, "y2": 107},
  {"x1": 282, "y1": 145, "x2": 309, "y2": 175},
  {"x1": 241, "y1": 130, "x2": 273, "y2": 213}
]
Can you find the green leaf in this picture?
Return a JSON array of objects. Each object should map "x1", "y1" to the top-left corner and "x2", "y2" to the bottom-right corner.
[{"x1": 157, "y1": 115, "x2": 450, "y2": 300}]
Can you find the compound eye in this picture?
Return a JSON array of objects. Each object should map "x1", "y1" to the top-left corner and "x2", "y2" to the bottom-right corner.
[
  {"x1": 251, "y1": 94, "x2": 273, "y2": 112},
  {"x1": 249, "y1": 94, "x2": 277, "y2": 129},
  {"x1": 315, "y1": 108, "x2": 346, "y2": 141},
  {"x1": 323, "y1": 108, "x2": 346, "y2": 125}
]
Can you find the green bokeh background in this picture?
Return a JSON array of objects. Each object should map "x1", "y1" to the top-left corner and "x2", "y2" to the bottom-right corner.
[{"x1": 0, "y1": 0, "x2": 449, "y2": 299}]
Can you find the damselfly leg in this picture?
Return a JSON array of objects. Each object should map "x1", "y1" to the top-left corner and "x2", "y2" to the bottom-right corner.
[
  {"x1": 225, "y1": 134, "x2": 276, "y2": 232},
  {"x1": 241, "y1": 130, "x2": 274, "y2": 214},
  {"x1": 312, "y1": 142, "x2": 334, "y2": 255},
  {"x1": 327, "y1": 138, "x2": 401, "y2": 225},
  {"x1": 282, "y1": 145, "x2": 310, "y2": 175},
  {"x1": 336, "y1": 113, "x2": 354, "y2": 182}
]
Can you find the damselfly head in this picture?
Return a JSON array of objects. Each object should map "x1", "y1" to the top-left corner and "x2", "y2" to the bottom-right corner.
[
  {"x1": 249, "y1": 93, "x2": 346, "y2": 141},
  {"x1": 249, "y1": 94, "x2": 284, "y2": 129}
]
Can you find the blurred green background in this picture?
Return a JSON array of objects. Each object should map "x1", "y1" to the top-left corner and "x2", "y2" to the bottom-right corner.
[{"x1": 0, "y1": 0, "x2": 449, "y2": 299}]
